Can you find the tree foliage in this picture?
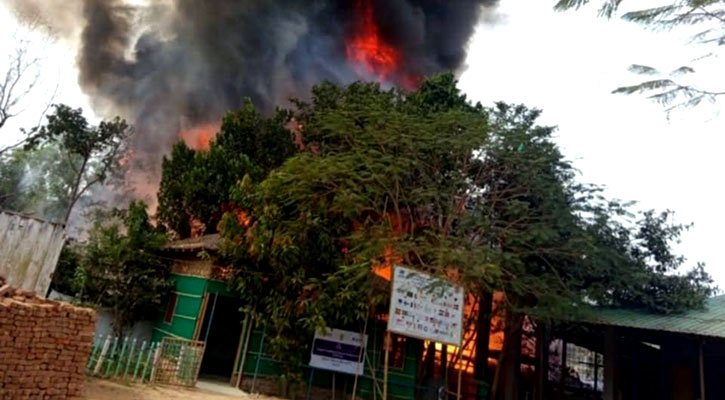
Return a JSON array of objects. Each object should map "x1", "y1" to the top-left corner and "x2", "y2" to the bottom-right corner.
[
  {"x1": 156, "y1": 99, "x2": 295, "y2": 237},
  {"x1": 0, "y1": 143, "x2": 82, "y2": 221},
  {"x1": 72, "y1": 201, "x2": 172, "y2": 334},
  {"x1": 21, "y1": 105, "x2": 130, "y2": 224},
  {"x1": 556, "y1": 0, "x2": 725, "y2": 111},
  {"x1": 214, "y1": 74, "x2": 713, "y2": 373}
]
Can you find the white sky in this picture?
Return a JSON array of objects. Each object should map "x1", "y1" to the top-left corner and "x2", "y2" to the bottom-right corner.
[{"x1": 1, "y1": 1, "x2": 723, "y2": 286}]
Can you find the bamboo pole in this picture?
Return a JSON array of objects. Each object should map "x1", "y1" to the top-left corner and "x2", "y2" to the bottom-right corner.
[
  {"x1": 351, "y1": 316, "x2": 370, "y2": 400},
  {"x1": 105, "y1": 336, "x2": 119, "y2": 378},
  {"x1": 123, "y1": 338, "x2": 137, "y2": 380},
  {"x1": 251, "y1": 325, "x2": 267, "y2": 393},
  {"x1": 115, "y1": 337, "x2": 129, "y2": 378},
  {"x1": 193, "y1": 293, "x2": 210, "y2": 340},
  {"x1": 149, "y1": 343, "x2": 161, "y2": 384},
  {"x1": 86, "y1": 335, "x2": 102, "y2": 375},
  {"x1": 364, "y1": 346, "x2": 383, "y2": 399},
  {"x1": 203, "y1": 293, "x2": 219, "y2": 342},
  {"x1": 231, "y1": 314, "x2": 250, "y2": 387},
  {"x1": 141, "y1": 342, "x2": 156, "y2": 383},
  {"x1": 236, "y1": 316, "x2": 254, "y2": 389},
  {"x1": 383, "y1": 331, "x2": 391, "y2": 400},
  {"x1": 133, "y1": 341, "x2": 147, "y2": 382},
  {"x1": 93, "y1": 336, "x2": 111, "y2": 376},
  {"x1": 456, "y1": 339, "x2": 467, "y2": 400}
]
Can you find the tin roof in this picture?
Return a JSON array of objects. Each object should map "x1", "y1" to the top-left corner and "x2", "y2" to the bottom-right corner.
[
  {"x1": 584, "y1": 295, "x2": 725, "y2": 339},
  {"x1": 162, "y1": 233, "x2": 221, "y2": 252}
]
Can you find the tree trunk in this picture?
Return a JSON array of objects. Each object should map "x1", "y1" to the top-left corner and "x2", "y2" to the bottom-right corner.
[
  {"x1": 63, "y1": 156, "x2": 88, "y2": 225},
  {"x1": 474, "y1": 291, "x2": 493, "y2": 381},
  {"x1": 498, "y1": 311, "x2": 523, "y2": 400},
  {"x1": 533, "y1": 321, "x2": 550, "y2": 400}
]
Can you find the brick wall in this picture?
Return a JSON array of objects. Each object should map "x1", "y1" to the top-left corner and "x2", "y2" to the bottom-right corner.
[{"x1": 0, "y1": 276, "x2": 96, "y2": 400}]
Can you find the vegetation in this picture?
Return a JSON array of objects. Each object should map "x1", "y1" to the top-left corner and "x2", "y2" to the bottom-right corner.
[
  {"x1": 156, "y1": 99, "x2": 295, "y2": 237},
  {"x1": 0, "y1": 105, "x2": 130, "y2": 224},
  {"x1": 147, "y1": 74, "x2": 715, "y2": 395},
  {"x1": 64, "y1": 201, "x2": 172, "y2": 335}
]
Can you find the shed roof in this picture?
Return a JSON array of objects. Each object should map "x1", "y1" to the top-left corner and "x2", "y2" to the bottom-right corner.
[
  {"x1": 162, "y1": 233, "x2": 221, "y2": 252},
  {"x1": 584, "y1": 295, "x2": 725, "y2": 339}
]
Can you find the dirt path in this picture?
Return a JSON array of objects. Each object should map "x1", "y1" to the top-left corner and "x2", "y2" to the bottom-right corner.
[{"x1": 84, "y1": 379, "x2": 283, "y2": 400}]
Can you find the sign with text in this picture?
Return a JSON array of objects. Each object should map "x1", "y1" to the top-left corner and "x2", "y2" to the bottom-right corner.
[
  {"x1": 388, "y1": 265, "x2": 464, "y2": 346},
  {"x1": 309, "y1": 328, "x2": 367, "y2": 375}
]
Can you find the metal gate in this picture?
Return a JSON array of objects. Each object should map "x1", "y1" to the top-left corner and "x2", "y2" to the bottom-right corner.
[{"x1": 151, "y1": 337, "x2": 206, "y2": 387}]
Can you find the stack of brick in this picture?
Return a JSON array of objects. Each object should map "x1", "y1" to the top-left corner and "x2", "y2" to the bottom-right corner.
[{"x1": 0, "y1": 275, "x2": 96, "y2": 400}]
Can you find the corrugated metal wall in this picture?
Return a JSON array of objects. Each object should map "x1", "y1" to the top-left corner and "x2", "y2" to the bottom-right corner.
[{"x1": 0, "y1": 211, "x2": 65, "y2": 296}]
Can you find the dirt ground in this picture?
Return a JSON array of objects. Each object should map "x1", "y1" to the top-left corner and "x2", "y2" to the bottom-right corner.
[{"x1": 83, "y1": 379, "x2": 283, "y2": 400}]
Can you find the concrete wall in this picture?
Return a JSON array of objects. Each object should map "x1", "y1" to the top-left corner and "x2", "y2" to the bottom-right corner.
[
  {"x1": 0, "y1": 211, "x2": 65, "y2": 296},
  {"x1": 94, "y1": 308, "x2": 154, "y2": 343}
]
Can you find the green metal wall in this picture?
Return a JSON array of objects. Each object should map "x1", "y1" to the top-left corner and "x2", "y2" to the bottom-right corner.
[
  {"x1": 152, "y1": 273, "x2": 207, "y2": 342},
  {"x1": 153, "y1": 274, "x2": 422, "y2": 399},
  {"x1": 152, "y1": 273, "x2": 241, "y2": 343},
  {"x1": 238, "y1": 321, "x2": 420, "y2": 400}
]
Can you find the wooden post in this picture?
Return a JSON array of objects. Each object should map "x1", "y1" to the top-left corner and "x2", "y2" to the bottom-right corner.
[
  {"x1": 93, "y1": 336, "x2": 111, "y2": 376},
  {"x1": 236, "y1": 316, "x2": 254, "y2": 389},
  {"x1": 305, "y1": 368, "x2": 315, "y2": 400},
  {"x1": 383, "y1": 331, "x2": 392, "y2": 400},
  {"x1": 603, "y1": 327, "x2": 616, "y2": 400},
  {"x1": 203, "y1": 293, "x2": 218, "y2": 342},
  {"x1": 456, "y1": 364, "x2": 463, "y2": 400},
  {"x1": 231, "y1": 314, "x2": 250, "y2": 386},
  {"x1": 534, "y1": 322, "x2": 550, "y2": 400},
  {"x1": 351, "y1": 316, "x2": 369, "y2": 400},
  {"x1": 193, "y1": 293, "x2": 210, "y2": 340},
  {"x1": 699, "y1": 339, "x2": 706, "y2": 400},
  {"x1": 251, "y1": 324, "x2": 266, "y2": 393}
]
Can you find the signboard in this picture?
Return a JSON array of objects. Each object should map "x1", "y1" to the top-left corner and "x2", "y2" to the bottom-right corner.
[
  {"x1": 309, "y1": 328, "x2": 367, "y2": 375},
  {"x1": 388, "y1": 265, "x2": 464, "y2": 346}
]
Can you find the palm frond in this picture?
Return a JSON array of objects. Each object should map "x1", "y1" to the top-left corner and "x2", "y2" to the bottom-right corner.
[
  {"x1": 671, "y1": 66, "x2": 696, "y2": 75},
  {"x1": 612, "y1": 79, "x2": 677, "y2": 95},
  {"x1": 627, "y1": 64, "x2": 659, "y2": 75}
]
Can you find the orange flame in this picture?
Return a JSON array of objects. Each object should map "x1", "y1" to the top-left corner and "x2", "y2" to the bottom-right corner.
[
  {"x1": 179, "y1": 123, "x2": 219, "y2": 150},
  {"x1": 346, "y1": 0, "x2": 402, "y2": 82}
]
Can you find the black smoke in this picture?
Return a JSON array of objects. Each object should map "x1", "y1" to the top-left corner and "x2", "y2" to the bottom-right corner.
[{"x1": 8, "y1": 0, "x2": 498, "y2": 204}]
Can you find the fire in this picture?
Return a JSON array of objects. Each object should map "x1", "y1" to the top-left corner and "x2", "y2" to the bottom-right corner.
[
  {"x1": 346, "y1": 0, "x2": 402, "y2": 83},
  {"x1": 178, "y1": 123, "x2": 219, "y2": 150}
]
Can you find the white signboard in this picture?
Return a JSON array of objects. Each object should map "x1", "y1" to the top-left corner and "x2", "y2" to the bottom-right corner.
[
  {"x1": 388, "y1": 265, "x2": 464, "y2": 346},
  {"x1": 309, "y1": 328, "x2": 367, "y2": 375}
]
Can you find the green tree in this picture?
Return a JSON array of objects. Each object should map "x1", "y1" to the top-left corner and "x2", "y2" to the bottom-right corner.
[
  {"x1": 556, "y1": 0, "x2": 725, "y2": 111},
  {"x1": 478, "y1": 103, "x2": 714, "y2": 399},
  {"x1": 0, "y1": 143, "x2": 79, "y2": 221},
  {"x1": 74, "y1": 201, "x2": 172, "y2": 335},
  {"x1": 157, "y1": 99, "x2": 295, "y2": 237},
  {"x1": 0, "y1": 149, "x2": 27, "y2": 210},
  {"x1": 25, "y1": 104, "x2": 130, "y2": 224},
  {"x1": 217, "y1": 75, "x2": 712, "y2": 394}
]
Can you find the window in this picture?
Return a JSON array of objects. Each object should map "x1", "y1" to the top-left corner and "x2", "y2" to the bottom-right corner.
[
  {"x1": 549, "y1": 340, "x2": 604, "y2": 392},
  {"x1": 381, "y1": 334, "x2": 407, "y2": 369},
  {"x1": 164, "y1": 293, "x2": 178, "y2": 324}
]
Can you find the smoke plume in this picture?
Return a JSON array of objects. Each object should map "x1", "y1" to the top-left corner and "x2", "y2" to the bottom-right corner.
[{"x1": 7, "y1": 0, "x2": 498, "y2": 206}]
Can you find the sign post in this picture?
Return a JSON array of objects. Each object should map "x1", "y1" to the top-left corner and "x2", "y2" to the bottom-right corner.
[
  {"x1": 388, "y1": 265, "x2": 464, "y2": 347},
  {"x1": 387, "y1": 265, "x2": 465, "y2": 399},
  {"x1": 383, "y1": 331, "x2": 392, "y2": 399},
  {"x1": 309, "y1": 328, "x2": 368, "y2": 375}
]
